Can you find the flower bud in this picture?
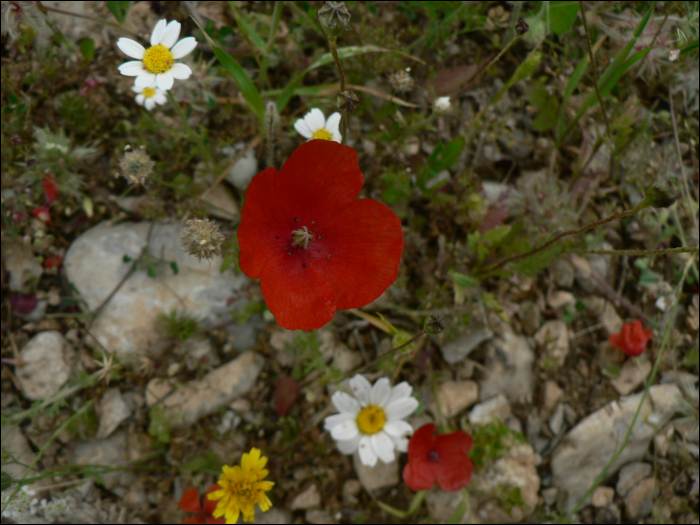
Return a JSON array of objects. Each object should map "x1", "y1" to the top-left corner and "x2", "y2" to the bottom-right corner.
[
  {"x1": 644, "y1": 180, "x2": 679, "y2": 209},
  {"x1": 424, "y1": 314, "x2": 446, "y2": 334},
  {"x1": 515, "y1": 20, "x2": 529, "y2": 34},
  {"x1": 318, "y1": 1, "x2": 351, "y2": 38},
  {"x1": 337, "y1": 90, "x2": 359, "y2": 112}
]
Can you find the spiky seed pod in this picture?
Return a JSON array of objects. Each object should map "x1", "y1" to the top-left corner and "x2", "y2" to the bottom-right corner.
[
  {"x1": 388, "y1": 70, "x2": 415, "y2": 94},
  {"x1": 118, "y1": 145, "x2": 155, "y2": 186},
  {"x1": 181, "y1": 218, "x2": 226, "y2": 262},
  {"x1": 318, "y1": 1, "x2": 351, "y2": 37}
]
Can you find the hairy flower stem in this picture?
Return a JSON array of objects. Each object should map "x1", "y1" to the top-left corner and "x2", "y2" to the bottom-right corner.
[
  {"x1": 567, "y1": 247, "x2": 698, "y2": 256},
  {"x1": 328, "y1": 36, "x2": 348, "y2": 145}
]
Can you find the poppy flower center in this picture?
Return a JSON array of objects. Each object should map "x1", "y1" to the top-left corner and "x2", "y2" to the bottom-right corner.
[
  {"x1": 356, "y1": 405, "x2": 386, "y2": 435},
  {"x1": 291, "y1": 226, "x2": 314, "y2": 249},
  {"x1": 142, "y1": 45, "x2": 174, "y2": 74},
  {"x1": 427, "y1": 449, "x2": 440, "y2": 463},
  {"x1": 142, "y1": 87, "x2": 157, "y2": 98},
  {"x1": 311, "y1": 128, "x2": 333, "y2": 140}
]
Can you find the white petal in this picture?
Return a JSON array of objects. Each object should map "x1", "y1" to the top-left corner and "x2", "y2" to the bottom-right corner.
[
  {"x1": 349, "y1": 375, "x2": 372, "y2": 406},
  {"x1": 145, "y1": 98, "x2": 156, "y2": 110},
  {"x1": 156, "y1": 71, "x2": 174, "y2": 91},
  {"x1": 387, "y1": 382, "x2": 412, "y2": 405},
  {"x1": 330, "y1": 419, "x2": 359, "y2": 441},
  {"x1": 169, "y1": 62, "x2": 192, "y2": 80},
  {"x1": 305, "y1": 108, "x2": 326, "y2": 132},
  {"x1": 392, "y1": 435, "x2": 409, "y2": 453},
  {"x1": 161, "y1": 20, "x2": 181, "y2": 49},
  {"x1": 171, "y1": 37, "x2": 197, "y2": 59},
  {"x1": 135, "y1": 94, "x2": 145, "y2": 105},
  {"x1": 119, "y1": 61, "x2": 146, "y2": 76},
  {"x1": 150, "y1": 19, "x2": 166, "y2": 46},
  {"x1": 336, "y1": 435, "x2": 360, "y2": 455},
  {"x1": 135, "y1": 72, "x2": 156, "y2": 87},
  {"x1": 383, "y1": 419, "x2": 413, "y2": 438},
  {"x1": 294, "y1": 119, "x2": 313, "y2": 139},
  {"x1": 331, "y1": 130, "x2": 342, "y2": 143},
  {"x1": 332, "y1": 391, "x2": 360, "y2": 414},
  {"x1": 117, "y1": 38, "x2": 145, "y2": 59},
  {"x1": 324, "y1": 412, "x2": 354, "y2": 431},
  {"x1": 370, "y1": 378, "x2": 391, "y2": 406},
  {"x1": 358, "y1": 436, "x2": 377, "y2": 467},
  {"x1": 325, "y1": 112, "x2": 341, "y2": 134},
  {"x1": 153, "y1": 93, "x2": 167, "y2": 105},
  {"x1": 371, "y1": 432, "x2": 395, "y2": 463},
  {"x1": 132, "y1": 85, "x2": 142, "y2": 93},
  {"x1": 385, "y1": 397, "x2": 419, "y2": 420}
]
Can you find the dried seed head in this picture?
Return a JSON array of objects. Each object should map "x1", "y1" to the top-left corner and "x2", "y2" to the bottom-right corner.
[
  {"x1": 318, "y1": 1, "x2": 351, "y2": 38},
  {"x1": 424, "y1": 314, "x2": 446, "y2": 334},
  {"x1": 337, "y1": 90, "x2": 360, "y2": 112},
  {"x1": 181, "y1": 218, "x2": 226, "y2": 262},
  {"x1": 118, "y1": 145, "x2": 155, "y2": 186},
  {"x1": 434, "y1": 96, "x2": 452, "y2": 115},
  {"x1": 388, "y1": 69, "x2": 415, "y2": 94},
  {"x1": 515, "y1": 20, "x2": 530, "y2": 35}
]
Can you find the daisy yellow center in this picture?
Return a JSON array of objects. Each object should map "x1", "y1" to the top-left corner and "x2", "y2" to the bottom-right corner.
[
  {"x1": 356, "y1": 405, "x2": 386, "y2": 435},
  {"x1": 312, "y1": 128, "x2": 333, "y2": 140},
  {"x1": 142, "y1": 44, "x2": 174, "y2": 74},
  {"x1": 142, "y1": 87, "x2": 157, "y2": 99}
]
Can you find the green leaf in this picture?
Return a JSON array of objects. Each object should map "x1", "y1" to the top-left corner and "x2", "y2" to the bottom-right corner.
[
  {"x1": 192, "y1": 17, "x2": 265, "y2": 125},
  {"x1": 509, "y1": 241, "x2": 563, "y2": 276},
  {"x1": 450, "y1": 270, "x2": 479, "y2": 289},
  {"x1": 170, "y1": 261, "x2": 179, "y2": 275},
  {"x1": 106, "y1": 1, "x2": 130, "y2": 24},
  {"x1": 549, "y1": 1, "x2": 579, "y2": 37},
  {"x1": 79, "y1": 38, "x2": 95, "y2": 62},
  {"x1": 447, "y1": 496, "x2": 468, "y2": 524},
  {"x1": 679, "y1": 38, "x2": 699, "y2": 57},
  {"x1": 228, "y1": 1, "x2": 265, "y2": 54},
  {"x1": 180, "y1": 451, "x2": 223, "y2": 474}
]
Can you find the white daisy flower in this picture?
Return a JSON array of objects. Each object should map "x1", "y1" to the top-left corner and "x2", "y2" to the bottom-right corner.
[
  {"x1": 434, "y1": 96, "x2": 452, "y2": 114},
  {"x1": 324, "y1": 374, "x2": 419, "y2": 467},
  {"x1": 132, "y1": 83, "x2": 167, "y2": 110},
  {"x1": 117, "y1": 19, "x2": 197, "y2": 91},
  {"x1": 294, "y1": 108, "x2": 341, "y2": 143}
]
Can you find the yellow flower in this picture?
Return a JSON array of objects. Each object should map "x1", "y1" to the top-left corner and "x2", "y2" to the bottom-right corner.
[{"x1": 207, "y1": 448, "x2": 275, "y2": 524}]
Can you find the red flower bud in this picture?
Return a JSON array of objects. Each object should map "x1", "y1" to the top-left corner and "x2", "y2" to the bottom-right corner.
[{"x1": 608, "y1": 320, "x2": 652, "y2": 357}]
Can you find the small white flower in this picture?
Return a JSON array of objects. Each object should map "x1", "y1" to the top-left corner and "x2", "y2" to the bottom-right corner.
[
  {"x1": 434, "y1": 96, "x2": 452, "y2": 114},
  {"x1": 669, "y1": 49, "x2": 680, "y2": 62},
  {"x1": 132, "y1": 83, "x2": 167, "y2": 110},
  {"x1": 294, "y1": 108, "x2": 341, "y2": 143},
  {"x1": 324, "y1": 375, "x2": 418, "y2": 467},
  {"x1": 117, "y1": 19, "x2": 197, "y2": 91}
]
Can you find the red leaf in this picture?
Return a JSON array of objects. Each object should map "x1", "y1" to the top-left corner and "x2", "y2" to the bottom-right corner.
[
  {"x1": 274, "y1": 375, "x2": 299, "y2": 417},
  {"x1": 178, "y1": 487, "x2": 203, "y2": 514},
  {"x1": 43, "y1": 173, "x2": 58, "y2": 203}
]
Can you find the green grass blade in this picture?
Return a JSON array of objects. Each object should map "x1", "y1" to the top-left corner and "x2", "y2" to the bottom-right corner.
[
  {"x1": 600, "y1": 47, "x2": 651, "y2": 97},
  {"x1": 557, "y1": 51, "x2": 591, "y2": 139},
  {"x1": 228, "y1": 1, "x2": 265, "y2": 54}
]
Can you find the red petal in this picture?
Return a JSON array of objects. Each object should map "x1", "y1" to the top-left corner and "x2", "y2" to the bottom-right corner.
[
  {"x1": 407, "y1": 424, "x2": 436, "y2": 461},
  {"x1": 435, "y1": 430, "x2": 473, "y2": 455},
  {"x1": 435, "y1": 454, "x2": 472, "y2": 492},
  {"x1": 275, "y1": 375, "x2": 299, "y2": 417},
  {"x1": 181, "y1": 518, "x2": 205, "y2": 524},
  {"x1": 30, "y1": 205, "x2": 51, "y2": 224},
  {"x1": 274, "y1": 140, "x2": 363, "y2": 227},
  {"x1": 313, "y1": 199, "x2": 403, "y2": 309},
  {"x1": 43, "y1": 173, "x2": 58, "y2": 203},
  {"x1": 203, "y1": 484, "x2": 221, "y2": 516},
  {"x1": 178, "y1": 487, "x2": 203, "y2": 514},
  {"x1": 238, "y1": 167, "x2": 294, "y2": 278},
  {"x1": 608, "y1": 333, "x2": 625, "y2": 351},
  {"x1": 403, "y1": 457, "x2": 437, "y2": 491},
  {"x1": 43, "y1": 254, "x2": 63, "y2": 269},
  {"x1": 260, "y1": 250, "x2": 337, "y2": 330}
]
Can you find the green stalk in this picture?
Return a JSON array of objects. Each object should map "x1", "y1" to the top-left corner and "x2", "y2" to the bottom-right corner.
[
  {"x1": 258, "y1": 1, "x2": 283, "y2": 88},
  {"x1": 327, "y1": 36, "x2": 348, "y2": 145}
]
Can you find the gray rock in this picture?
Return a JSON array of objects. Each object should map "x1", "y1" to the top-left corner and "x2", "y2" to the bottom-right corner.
[
  {"x1": 535, "y1": 320, "x2": 569, "y2": 369},
  {"x1": 0, "y1": 426, "x2": 45, "y2": 493},
  {"x1": 517, "y1": 300, "x2": 541, "y2": 336},
  {"x1": 224, "y1": 142, "x2": 259, "y2": 191},
  {"x1": 440, "y1": 324, "x2": 493, "y2": 364},
  {"x1": 591, "y1": 486, "x2": 615, "y2": 507},
  {"x1": 543, "y1": 380, "x2": 564, "y2": 411},
  {"x1": 548, "y1": 403, "x2": 565, "y2": 435},
  {"x1": 571, "y1": 244, "x2": 613, "y2": 294},
  {"x1": 426, "y1": 490, "x2": 473, "y2": 523},
  {"x1": 16, "y1": 331, "x2": 74, "y2": 401},
  {"x1": 616, "y1": 462, "x2": 652, "y2": 497},
  {"x1": 584, "y1": 296, "x2": 623, "y2": 335},
  {"x1": 1, "y1": 239, "x2": 43, "y2": 292},
  {"x1": 254, "y1": 508, "x2": 291, "y2": 524},
  {"x1": 64, "y1": 221, "x2": 250, "y2": 360},
  {"x1": 547, "y1": 290, "x2": 575, "y2": 309},
  {"x1": 291, "y1": 484, "x2": 321, "y2": 510},
  {"x1": 145, "y1": 351, "x2": 263, "y2": 427},
  {"x1": 551, "y1": 384, "x2": 681, "y2": 511},
  {"x1": 551, "y1": 258, "x2": 575, "y2": 288},
  {"x1": 469, "y1": 394, "x2": 512, "y2": 425},
  {"x1": 97, "y1": 388, "x2": 132, "y2": 439},
  {"x1": 200, "y1": 183, "x2": 239, "y2": 221},
  {"x1": 353, "y1": 452, "x2": 398, "y2": 494},
  {"x1": 305, "y1": 509, "x2": 334, "y2": 524},
  {"x1": 479, "y1": 329, "x2": 534, "y2": 403},
  {"x1": 432, "y1": 381, "x2": 478, "y2": 418},
  {"x1": 342, "y1": 479, "x2": 362, "y2": 505},
  {"x1": 611, "y1": 357, "x2": 651, "y2": 395},
  {"x1": 624, "y1": 477, "x2": 657, "y2": 520},
  {"x1": 541, "y1": 487, "x2": 558, "y2": 507},
  {"x1": 71, "y1": 431, "x2": 128, "y2": 490}
]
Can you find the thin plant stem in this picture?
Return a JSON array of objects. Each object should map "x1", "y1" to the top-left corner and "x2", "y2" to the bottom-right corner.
[
  {"x1": 469, "y1": 33, "x2": 521, "y2": 88},
  {"x1": 258, "y1": 1, "x2": 283, "y2": 88},
  {"x1": 37, "y1": 1, "x2": 138, "y2": 35},
  {"x1": 328, "y1": 36, "x2": 348, "y2": 145},
  {"x1": 579, "y1": 1, "x2": 614, "y2": 178},
  {"x1": 167, "y1": 90, "x2": 194, "y2": 135},
  {"x1": 567, "y1": 247, "x2": 698, "y2": 256}
]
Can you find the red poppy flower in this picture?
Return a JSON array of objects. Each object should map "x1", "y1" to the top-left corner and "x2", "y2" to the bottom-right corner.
[
  {"x1": 238, "y1": 140, "x2": 404, "y2": 331},
  {"x1": 42, "y1": 173, "x2": 58, "y2": 203},
  {"x1": 179, "y1": 484, "x2": 225, "y2": 524},
  {"x1": 44, "y1": 254, "x2": 63, "y2": 269},
  {"x1": 30, "y1": 205, "x2": 51, "y2": 224},
  {"x1": 608, "y1": 320, "x2": 652, "y2": 356},
  {"x1": 403, "y1": 423, "x2": 473, "y2": 492}
]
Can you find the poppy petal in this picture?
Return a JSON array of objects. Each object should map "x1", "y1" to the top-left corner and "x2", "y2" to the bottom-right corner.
[
  {"x1": 608, "y1": 333, "x2": 625, "y2": 351},
  {"x1": 314, "y1": 198, "x2": 403, "y2": 309},
  {"x1": 238, "y1": 167, "x2": 293, "y2": 278},
  {"x1": 435, "y1": 430, "x2": 473, "y2": 455},
  {"x1": 260, "y1": 252, "x2": 336, "y2": 330},
  {"x1": 407, "y1": 423, "x2": 435, "y2": 460},
  {"x1": 274, "y1": 140, "x2": 363, "y2": 227},
  {"x1": 434, "y1": 453, "x2": 472, "y2": 492},
  {"x1": 178, "y1": 487, "x2": 203, "y2": 514},
  {"x1": 403, "y1": 456, "x2": 436, "y2": 491}
]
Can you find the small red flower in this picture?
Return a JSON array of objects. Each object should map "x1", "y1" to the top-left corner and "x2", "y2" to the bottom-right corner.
[
  {"x1": 43, "y1": 254, "x2": 63, "y2": 269},
  {"x1": 179, "y1": 484, "x2": 225, "y2": 524},
  {"x1": 30, "y1": 205, "x2": 51, "y2": 224},
  {"x1": 238, "y1": 140, "x2": 404, "y2": 331},
  {"x1": 403, "y1": 423, "x2": 473, "y2": 492},
  {"x1": 42, "y1": 173, "x2": 58, "y2": 203},
  {"x1": 608, "y1": 320, "x2": 653, "y2": 356}
]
